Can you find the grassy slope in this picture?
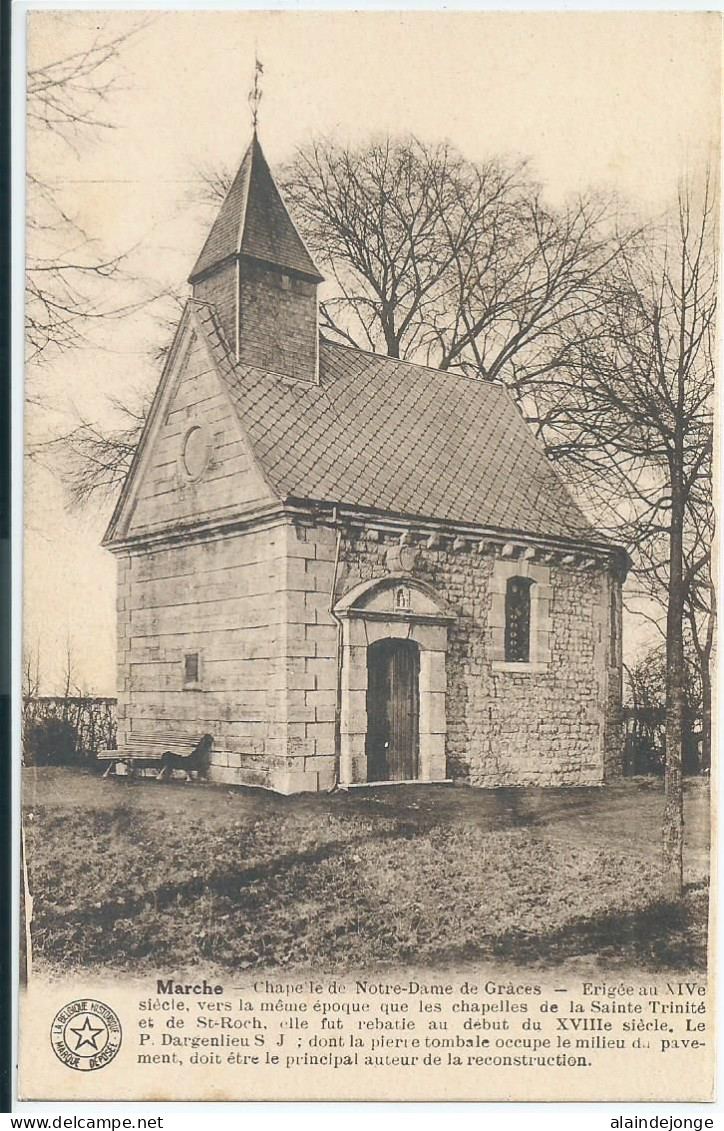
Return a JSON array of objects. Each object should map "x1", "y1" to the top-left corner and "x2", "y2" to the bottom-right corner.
[{"x1": 23, "y1": 771, "x2": 709, "y2": 975}]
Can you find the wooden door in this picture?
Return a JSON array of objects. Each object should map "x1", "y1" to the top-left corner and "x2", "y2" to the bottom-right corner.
[{"x1": 366, "y1": 639, "x2": 420, "y2": 782}]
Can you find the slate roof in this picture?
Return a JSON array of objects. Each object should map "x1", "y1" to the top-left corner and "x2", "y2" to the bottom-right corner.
[
  {"x1": 193, "y1": 302, "x2": 598, "y2": 544},
  {"x1": 189, "y1": 135, "x2": 323, "y2": 283}
]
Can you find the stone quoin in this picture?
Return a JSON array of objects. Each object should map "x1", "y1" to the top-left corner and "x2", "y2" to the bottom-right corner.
[{"x1": 102, "y1": 130, "x2": 628, "y2": 793}]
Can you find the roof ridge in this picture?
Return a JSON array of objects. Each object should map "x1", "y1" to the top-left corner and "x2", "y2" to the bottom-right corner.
[
  {"x1": 320, "y1": 337, "x2": 507, "y2": 388},
  {"x1": 235, "y1": 140, "x2": 254, "y2": 258},
  {"x1": 185, "y1": 308, "x2": 599, "y2": 546}
]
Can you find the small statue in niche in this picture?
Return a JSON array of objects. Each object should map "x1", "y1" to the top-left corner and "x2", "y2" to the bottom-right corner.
[{"x1": 395, "y1": 587, "x2": 411, "y2": 610}]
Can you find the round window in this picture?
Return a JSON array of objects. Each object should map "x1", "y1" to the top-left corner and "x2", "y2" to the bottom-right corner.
[{"x1": 182, "y1": 425, "x2": 211, "y2": 480}]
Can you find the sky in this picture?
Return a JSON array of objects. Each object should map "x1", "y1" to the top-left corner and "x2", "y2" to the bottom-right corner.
[{"x1": 21, "y1": 8, "x2": 721, "y2": 694}]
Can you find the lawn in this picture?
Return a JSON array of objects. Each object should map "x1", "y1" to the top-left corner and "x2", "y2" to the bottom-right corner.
[{"x1": 22, "y1": 768, "x2": 709, "y2": 976}]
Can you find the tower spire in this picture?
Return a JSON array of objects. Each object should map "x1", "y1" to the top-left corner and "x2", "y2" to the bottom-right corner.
[
  {"x1": 188, "y1": 126, "x2": 323, "y2": 382},
  {"x1": 249, "y1": 53, "x2": 263, "y2": 133}
]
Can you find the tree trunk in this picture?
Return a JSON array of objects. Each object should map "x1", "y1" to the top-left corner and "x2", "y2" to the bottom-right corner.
[
  {"x1": 700, "y1": 584, "x2": 716, "y2": 771},
  {"x1": 385, "y1": 335, "x2": 400, "y2": 359},
  {"x1": 662, "y1": 476, "x2": 686, "y2": 900},
  {"x1": 700, "y1": 662, "x2": 711, "y2": 771},
  {"x1": 685, "y1": 574, "x2": 715, "y2": 773}
]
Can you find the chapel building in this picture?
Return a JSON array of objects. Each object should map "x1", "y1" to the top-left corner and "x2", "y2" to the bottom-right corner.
[{"x1": 103, "y1": 133, "x2": 627, "y2": 793}]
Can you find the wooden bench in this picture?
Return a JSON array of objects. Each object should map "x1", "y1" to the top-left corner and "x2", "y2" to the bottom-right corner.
[{"x1": 98, "y1": 731, "x2": 213, "y2": 780}]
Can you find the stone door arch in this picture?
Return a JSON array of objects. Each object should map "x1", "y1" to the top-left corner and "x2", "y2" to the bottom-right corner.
[{"x1": 334, "y1": 576, "x2": 455, "y2": 785}]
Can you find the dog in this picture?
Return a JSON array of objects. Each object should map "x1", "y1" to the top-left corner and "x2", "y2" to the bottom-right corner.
[{"x1": 156, "y1": 733, "x2": 214, "y2": 782}]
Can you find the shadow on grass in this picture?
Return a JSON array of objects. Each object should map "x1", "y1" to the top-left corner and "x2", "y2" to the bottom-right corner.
[
  {"x1": 488, "y1": 788, "x2": 544, "y2": 828},
  {"x1": 34, "y1": 840, "x2": 708, "y2": 974},
  {"x1": 450, "y1": 886, "x2": 709, "y2": 972},
  {"x1": 35, "y1": 830, "x2": 399, "y2": 932},
  {"x1": 28, "y1": 785, "x2": 709, "y2": 975}
]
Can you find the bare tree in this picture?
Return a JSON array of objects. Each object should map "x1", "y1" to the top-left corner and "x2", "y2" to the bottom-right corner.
[
  {"x1": 22, "y1": 641, "x2": 42, "y2": 701},
  {"x1": 45, "y1": 284, "x2": 185, "y2": 505},
  {"x1": 547, "y1": 175, "x2": 716, "y2": 898},
  {"x1": 26, "y1": 19, "x2": 154, "y2": 373},
  {"x1": 683, "y1": 524, "x2": 716, "y2": 770},
  {"x1": 616, "y1": 410, "x2": 715, "y2": 772},
  {"x1": 47, "y1": 394, "x2": 153, "y2": 510},
  {"x1": 59, "y1": 633, "x2": 80, "y2": 707},
  {"x1": 282, "y1": 137, "x2": 528, "y2": 359},
  {"x1": 188, "y1": 159, "x2": 234, "y2": 209},
  {"x1": 22, "y1": 640, "x2": 42, "y2": 758},
  {"x1": 41, "y1": 124, "x2": 716, "y2": 906},
  {"x1": 55, "y1": 133, "x2": 635, "y2": 505},
  {"x1": 281, "y1": 136, "x2": 632, "y2": 394}
]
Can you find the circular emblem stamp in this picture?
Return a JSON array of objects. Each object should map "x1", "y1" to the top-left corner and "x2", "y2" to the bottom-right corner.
[{"x1": 50, "y1": 999, "x2": 122, "y2": 1072}]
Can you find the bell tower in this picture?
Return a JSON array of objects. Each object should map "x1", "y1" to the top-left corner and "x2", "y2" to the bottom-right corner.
[{"x1": 188, "y1": 134, "x2": 324, "y2": 383}]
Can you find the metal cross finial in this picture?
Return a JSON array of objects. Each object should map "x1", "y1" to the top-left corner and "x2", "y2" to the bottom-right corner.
[{"x1": 249, "y1": 54, "x2": 263, "y2": 132}]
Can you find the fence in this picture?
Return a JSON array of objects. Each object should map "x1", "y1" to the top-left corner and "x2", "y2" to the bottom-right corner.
[{"x1": 22, "y1": 696, "x2": 117, "y2": 763}]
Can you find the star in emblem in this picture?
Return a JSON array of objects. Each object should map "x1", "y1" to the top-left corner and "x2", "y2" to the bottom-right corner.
[{"x1": 69, "y1": 1015, "x2": 106, "y2": 1053}]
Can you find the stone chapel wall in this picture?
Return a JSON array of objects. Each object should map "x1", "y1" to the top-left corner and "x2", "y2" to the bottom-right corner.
[
  {"x1": 292, "y1": 521, "x2": 622, "y2": 788},
  {"x1": 115, "y1": 523, "x2": 291, "y2": 788},
  {"x1": 115, "y1": 517, "x2": 622, "y2": 792}
]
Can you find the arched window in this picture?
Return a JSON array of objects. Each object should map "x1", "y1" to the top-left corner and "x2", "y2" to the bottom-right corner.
[{"x1": 505, "y1": 577, "x2": 534, "y2": 662}]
